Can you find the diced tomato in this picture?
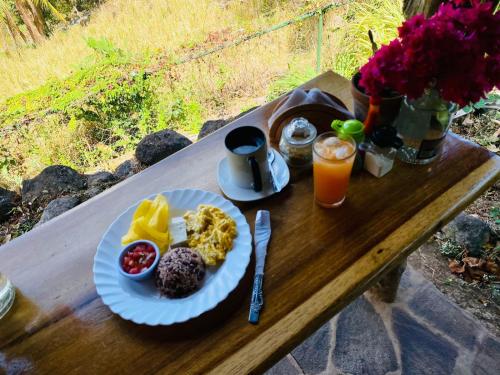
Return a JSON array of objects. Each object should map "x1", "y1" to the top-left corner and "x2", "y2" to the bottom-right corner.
[{"x1": 121, "y1": 242, "x2": 157, "y2": 274}]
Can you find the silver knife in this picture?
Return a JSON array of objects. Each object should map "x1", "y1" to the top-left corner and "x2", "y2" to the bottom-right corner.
[
  {"x1": 249, "y1": 210, "x2": 271, "y2": 324},
  {"x1": 268, "y1": 151, "x2": 280, "y2": 193}
]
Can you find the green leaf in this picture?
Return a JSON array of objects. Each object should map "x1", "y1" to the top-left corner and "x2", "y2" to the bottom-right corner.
[
  {"x1": 472, "y1": 99, "x2": 486, "y2": 109},
  {"x1": 461, "y1": 105, "x2": 473, "y2": 114}
]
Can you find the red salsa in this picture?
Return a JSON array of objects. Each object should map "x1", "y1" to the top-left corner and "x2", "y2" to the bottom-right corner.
[{"x1": 122, "y1": 243, "x2": 156, "y2": 274}]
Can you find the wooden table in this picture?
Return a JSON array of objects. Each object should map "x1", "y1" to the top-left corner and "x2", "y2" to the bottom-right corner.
[{"x1": 1, "y1": 71, "x2": 499, "y2": 375}]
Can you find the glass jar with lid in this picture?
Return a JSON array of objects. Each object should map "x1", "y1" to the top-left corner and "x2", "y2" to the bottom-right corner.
[{"x1": 279, "y1": 117, "x2": 317, "y2": 169}]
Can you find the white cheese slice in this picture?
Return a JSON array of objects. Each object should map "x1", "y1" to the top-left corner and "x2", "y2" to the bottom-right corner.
[{"x1": 169, "y1": 216, "x2": 187, "y2": 247}]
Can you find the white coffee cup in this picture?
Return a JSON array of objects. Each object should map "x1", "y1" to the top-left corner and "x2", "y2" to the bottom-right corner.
[{"x1": 224, "y1": 126, "x2": 270, "y2": 192}]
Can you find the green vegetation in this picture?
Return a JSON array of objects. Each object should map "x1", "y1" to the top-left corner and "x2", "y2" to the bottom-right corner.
[
  {"x1": 266, "y1": 66, "x2": 317, "y2": 101},
  {"x1": 0, "y1": 42, "x2": 207, "y2": 186},
  {"x1": 0, "y1": 0, "x2": 405, "y2": 190},
  {"x1": 327, "y1": 0, "x2": 404, "y2": 78},
  {"x1": 439, "y1": 239, "x2": 464, "y2": 260},
  {"x1": 491, "y1": 207, "x2": 500, "y2": 225}
]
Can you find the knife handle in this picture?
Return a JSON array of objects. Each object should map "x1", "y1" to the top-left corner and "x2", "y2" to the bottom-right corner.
[{"x1": 248, "y1": 274, "x2": 264, "y2": 324}]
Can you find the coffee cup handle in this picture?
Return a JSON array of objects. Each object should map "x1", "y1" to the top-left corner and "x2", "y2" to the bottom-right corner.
[{"x1": 248, "y1": 156, "x2": 262, "y2": 192}]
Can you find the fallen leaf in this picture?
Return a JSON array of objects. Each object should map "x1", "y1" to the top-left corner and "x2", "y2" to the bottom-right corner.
[
  {"x1": 463, "y1": 116, "x2": 474, "y2": 126},
  {"x1": 485, "y1": 260, "x2": 500, "y2": 277},
  {"x1": 463, "y1": 257, "x2": 485, "y2": 268},
  {"x1": 467, "y1": 267, "x2": 486, "y2": 281},
  {"x1": 478, "y1": 298, "x2": 489, "y2": 307},
  {"x1": 449, "y1": 259, "x2": 465, "y2": 274},
  {"x1": 464, "y1": 272, "x2": 473, "y2": 283}
]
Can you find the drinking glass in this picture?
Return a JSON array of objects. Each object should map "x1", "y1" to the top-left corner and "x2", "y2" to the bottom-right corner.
[
  {"x1": 313, "y1": 132, "x2": 356, "y2": 208},
  {"x1": 0, "y1": 272, "x2": 15, "y2": 319}
]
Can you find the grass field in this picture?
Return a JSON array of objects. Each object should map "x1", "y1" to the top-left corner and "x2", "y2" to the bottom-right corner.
[{"x1": 0, "y1": 0, "x2": 404, "y2": 190}]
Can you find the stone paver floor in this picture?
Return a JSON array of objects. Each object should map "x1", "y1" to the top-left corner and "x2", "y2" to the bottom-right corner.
[{"x1": 266, "y1": 266, "x2": 500, "y2": 375}]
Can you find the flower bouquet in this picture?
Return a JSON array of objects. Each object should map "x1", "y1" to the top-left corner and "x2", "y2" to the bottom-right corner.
[{"x1": 358, "y1": 0, "x2": 499, "y2": 164}]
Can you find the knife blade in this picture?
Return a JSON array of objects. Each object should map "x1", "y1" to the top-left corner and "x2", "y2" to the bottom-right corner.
[
  {"x1": 268, "y1": 151, "x2": 280, "y2": 193},
  {"x1": 248, "y1": 210, "x2": 271, "y2": 324}
]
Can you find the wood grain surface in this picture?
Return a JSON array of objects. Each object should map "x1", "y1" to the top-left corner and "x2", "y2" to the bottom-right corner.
[{"x1": 0, "y1": 71, "x2": 498, "y2": 375}]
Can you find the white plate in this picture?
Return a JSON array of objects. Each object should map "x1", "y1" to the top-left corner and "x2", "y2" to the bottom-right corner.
[
  {"x1": 217, "y1": 149, "x2": 290, "y2": 202},
  {"x1": 93, "y1": 189, "x2": 252, "y2": 325}
]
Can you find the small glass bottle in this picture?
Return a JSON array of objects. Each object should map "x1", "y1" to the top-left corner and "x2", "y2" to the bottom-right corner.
[
  {"x1": 279, "y1": 117, "x2": 317, "y2": 169},
  {"x1": 0, "y1": 272, "x2": 15, "y2": 319},
  {"x1": 363, "y1": 126, "x2": 403, "y2": 178}
]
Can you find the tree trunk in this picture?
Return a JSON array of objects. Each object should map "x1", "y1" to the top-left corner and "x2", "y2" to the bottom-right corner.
[
  {"x1": 3, "y1": 7, "x2": 28, "y2": 48},
  {"x1": 27, "y1": 0, "x2": 48, "y2": 37},
  {"x1": 14, "y1": 0, "x2": 45, "y2": 44},
  {"x1": 403, "y1": 0, "x2": 444, "y2": 18}
]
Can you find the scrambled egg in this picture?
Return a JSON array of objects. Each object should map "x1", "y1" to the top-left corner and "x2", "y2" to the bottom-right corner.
[{"x1": 183, "y1": 205, "x2": 237, "y2": 266}]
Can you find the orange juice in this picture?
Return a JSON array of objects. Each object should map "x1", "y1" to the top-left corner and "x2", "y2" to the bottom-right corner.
[{"x1": 313, "y1": 132, "x2": 356, "y2": 207}]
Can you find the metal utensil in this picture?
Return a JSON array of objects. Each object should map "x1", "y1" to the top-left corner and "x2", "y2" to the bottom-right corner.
[
  {"x1": 268, "y1": 150, "x2": 275, "y2": 163},
  {"x1": 268, "y1": 151, "x2": 279, "y2": 192},
  {"x1": 248, "y1": 210, "x2": 271, "y2": 324}
]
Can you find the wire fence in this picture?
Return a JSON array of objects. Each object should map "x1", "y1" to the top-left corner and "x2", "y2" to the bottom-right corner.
[
  {"x1": 174, "y1": 2, "x2": 348, "y2": 73},
  {"x1": 0, "y1": 2, "x2": 349, "y2": 136}
]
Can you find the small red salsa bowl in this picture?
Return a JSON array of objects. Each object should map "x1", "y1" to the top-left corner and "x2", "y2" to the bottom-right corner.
[{"x1": 118, "y1": 240, "x2": 160, "y2": 281}]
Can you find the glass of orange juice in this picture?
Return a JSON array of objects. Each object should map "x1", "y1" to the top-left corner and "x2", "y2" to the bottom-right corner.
[{"x1": 313, "y1": 131, "x2": 356, "y2": 208}]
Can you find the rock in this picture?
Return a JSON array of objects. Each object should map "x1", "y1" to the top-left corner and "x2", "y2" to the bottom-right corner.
[
  {"x1": 0, "y1": 187, "x2": 18, "y2": 223},
  {"x1": 408, "y1": 283, "x2": 478, "y2": 349},
  {"x1": 472, "y1": 337, "x2": 500, "y2": 375},
  {"x1": 333, "y1": 296, "x2": 398, "y2": 375},
  {"x1": 393, "y1": 307, "x2": 458, "y2": 375},
  {"x1": 292, "y1": 322, "x2": 330, "y2": 374},
  {"x1": 135, "y1": 129, "x2": 192, "y2": 166},
  {"x1": 37, "y1": 196, "x2": 80, "y2": 225},
  {"x1": 86, "y1": 171, "x2": 115, "y2": 187},
  {"x1": 83, "y1": 186, "x2": 105, "y2": 200},
  {"x1": 442, "y1": 213, "x2": 491, "y2": 257},
  {"x1": 265, "y1": 355, "x2": 300, "y2": 375},
  {"x1": 234, "y1": 105, "x2": 260, "y2": 119},
  {"x1": 197, "y1": 120, "x2": 229, "y2": 140},
  {"x1": 114, "y1": 159, "x2": 140, "y2": 179},
  {"x1": 21, "y1": 165, "x2": 86, "y2": 205}
]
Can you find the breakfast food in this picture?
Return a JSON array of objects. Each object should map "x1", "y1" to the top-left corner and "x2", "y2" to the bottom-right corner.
[
  {"x1": 121, "y1": 242, "x2": 156, "y2": 274},
  {"x1": 183, "y1": 204, "x2": 237, "y2": 266},
  {"x1": 155, "y1": 247, "x2": 206, "y2": 298},
  {"x1": 314, "y1": 136, "x2": 355, "y2": 160},
  {"x1": 169, "y1": 216, "x2": 188, "y2": 247},
  {"x1": 122, "y1": 194, "x2": 170, "y2": 253}
]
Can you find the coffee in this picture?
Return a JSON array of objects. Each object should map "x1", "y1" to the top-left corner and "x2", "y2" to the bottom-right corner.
[
  {"x1": 232, "y1": 145, "x2": 260, "y2": 155},
  {"x1": 224, "y1": 126, "x2": 270, "y2": 192}
]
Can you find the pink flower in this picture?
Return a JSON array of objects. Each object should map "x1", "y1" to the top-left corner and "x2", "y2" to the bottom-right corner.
[{"x1": 359, "y1": 0, "x2": 500, "y2": 106}]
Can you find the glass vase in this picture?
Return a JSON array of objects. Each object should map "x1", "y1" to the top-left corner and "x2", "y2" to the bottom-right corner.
[
  {"x1": 0, "y1": 273, "x2": 15, "y2": 319},
  {"x1": 394, "y1": 89, "x2": 457, "y2": 165}
]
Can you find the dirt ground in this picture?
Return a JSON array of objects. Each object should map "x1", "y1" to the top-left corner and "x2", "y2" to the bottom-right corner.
[
  {"x1": 409, "y1": 239, "x2": 500, "y2": 338},
  {"x1": 408, "y1": 106, "x2": 500, "y2": 338}
]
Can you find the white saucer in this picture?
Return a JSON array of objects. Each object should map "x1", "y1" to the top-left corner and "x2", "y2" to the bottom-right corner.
[{"x1": 217, "y1": 149, "x2": 290, "y2": 202}]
